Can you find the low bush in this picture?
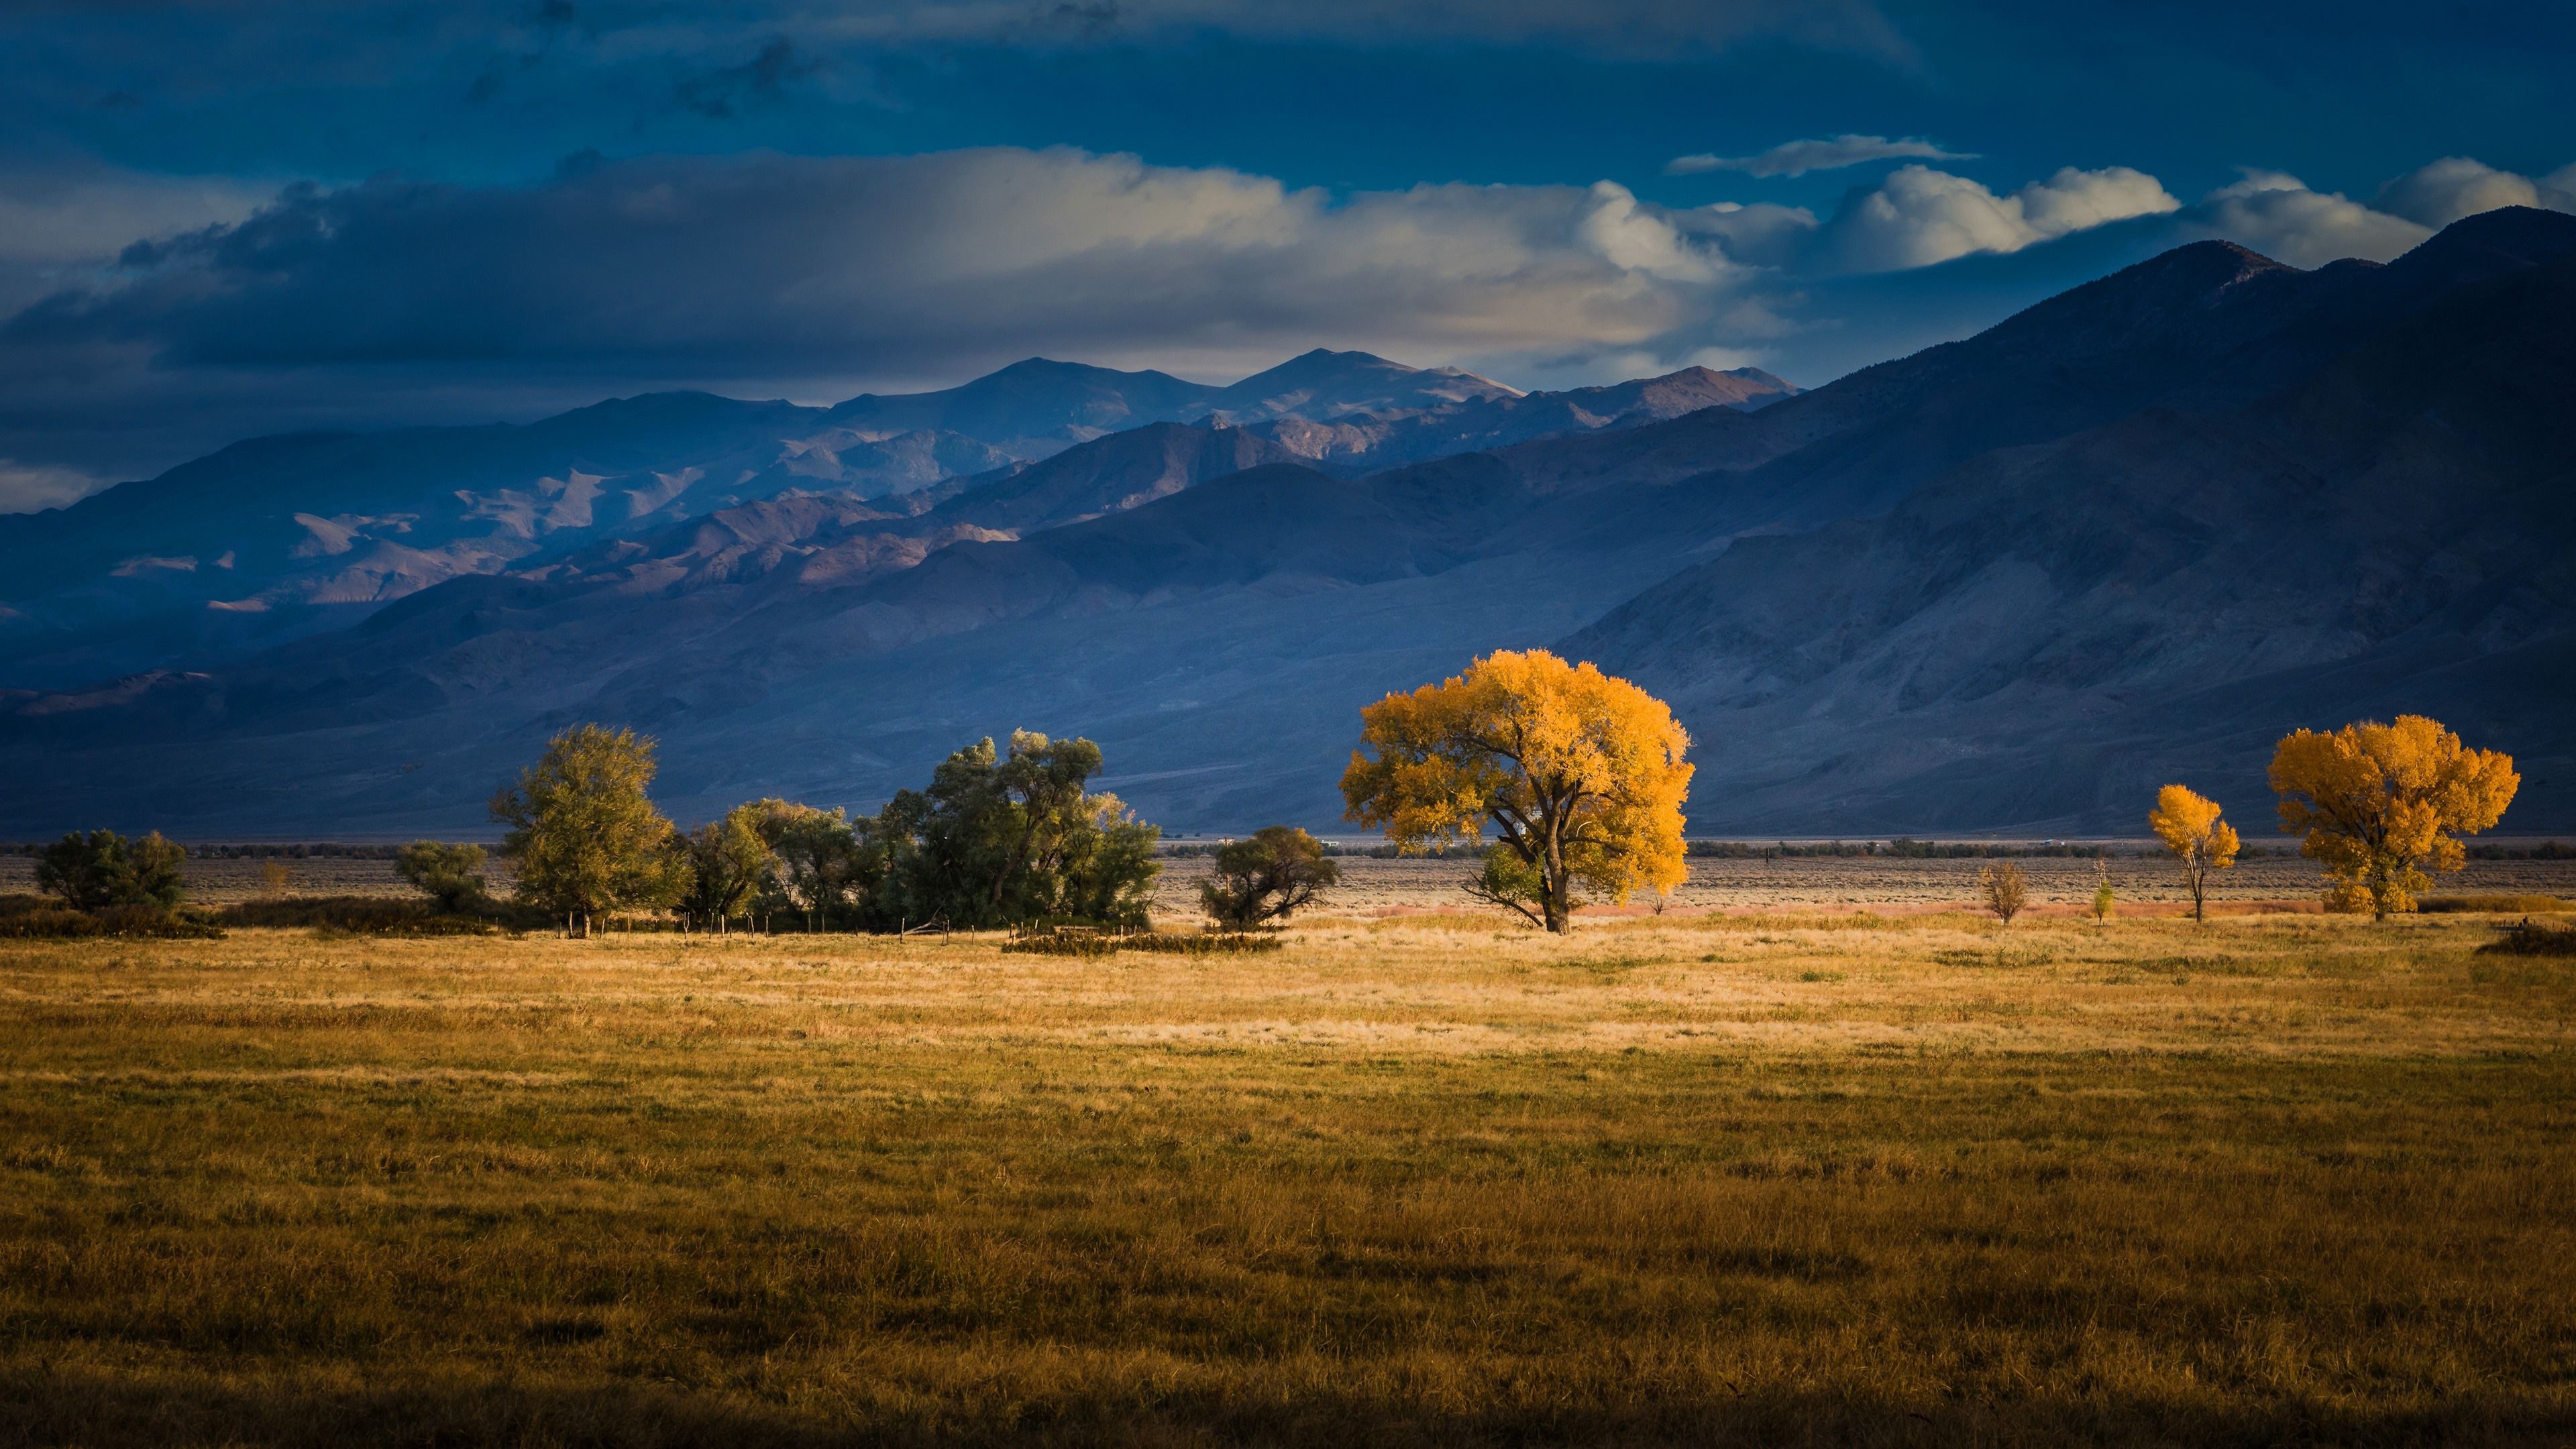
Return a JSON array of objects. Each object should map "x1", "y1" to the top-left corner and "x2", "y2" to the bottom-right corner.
[
  {"x1": 2420, "y1": 894, "x2": 2571, "y2": 913},
  {"x1": 211, "y1": 896, "x2": 501, "y2": 936},
  {"x1": 0, "y1": 904, "x2": 223, "y2": 939},
  {"x1": 1124, "y1": 932, "x2": 1285, "y2": 955},
  {"x1": 2478, "y1": 922, "x2": 2576, "y2": 957},
  {"x1": 1001, "y1": 926, "x2": 1285, "y2": 957},
  {"x1": 1000, "y1": 932, "x2": 1121, "y2": 958},
  {"x1": 0, "y1": 906, "x2": 102, "y2": 938}
]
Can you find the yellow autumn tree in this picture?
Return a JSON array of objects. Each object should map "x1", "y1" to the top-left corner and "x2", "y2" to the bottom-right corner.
[
  {"x1": 2147, "y1": 784, "x2": 2239, "y2": 922},
  {"x1": 1340, "y1": 649, "x2": 1690, "y2": 933},
  {"x1": 2267, "y1": 715, "x2": 2519, "y2": 920}
]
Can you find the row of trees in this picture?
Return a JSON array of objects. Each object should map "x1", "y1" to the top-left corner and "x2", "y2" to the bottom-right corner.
[
  {"x1": 1332, "y1": 651, "x2": 2520, "y2": 931},
  {"x1": 484, "y1": 726, "x2": 1167, "y2": 935},
  {"x1": 14, "y1": 653, "x2": 2520, "y2": 936},
  {"x1": 2139, "y1": 716, "x2": 2520, "y2": 922}
]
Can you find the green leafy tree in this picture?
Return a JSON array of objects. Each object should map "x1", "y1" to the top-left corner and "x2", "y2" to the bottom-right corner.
[
  {"x1": 36, "y1": 829, "x2": 186, "y2": 912},
  {"x1": 877, "y1": 732, "x2": 1161, "y2": 928},
  {"x1": 1201, "y1": 826, "x2": 1342, "y2": 926},
  {"x1": 741, "y1": 800, "x2": 883, "y2": 930},
  {"x1": 489, "y1": 724, "x2": 685, "y2": 934},
  {"x1": 677, "y1": 807, "x2": 774, "y2": 928},
  {"x1": 394, "y1": 841, "x2": 489, "y2": 914},
  {"x1": 1055, "y1": 794, "x2": 1163, "y2": 928}
]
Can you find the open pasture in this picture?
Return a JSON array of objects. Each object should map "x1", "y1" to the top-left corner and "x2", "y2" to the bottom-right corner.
[{"x1": 4, "y1": 909, "x2": 2575, "y2": 1446}]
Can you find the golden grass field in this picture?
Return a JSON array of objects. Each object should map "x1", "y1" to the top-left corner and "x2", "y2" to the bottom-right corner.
[{"x1": 5, "y1": 875, "x2": 2576, "y2": 1447}]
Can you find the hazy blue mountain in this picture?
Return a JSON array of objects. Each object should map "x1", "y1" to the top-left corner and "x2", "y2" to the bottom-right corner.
[
  {"x1": 1247, "y1": 364, "x2": 1798, "y2": 475},
  {"x1": 3, "y1": 211, "x2": 2568, "y2": 839},
  {"x1": 822, "y1": 358, "x2": 1222, "y2": 454},
  {"x1": 0, "y1": 351, "x2": 1708, "y2": 691}
]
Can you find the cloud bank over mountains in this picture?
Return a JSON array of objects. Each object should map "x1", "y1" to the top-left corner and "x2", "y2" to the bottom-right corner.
[{"x1": 0, "y1": 144, "x2": 2569, "y2": 508}]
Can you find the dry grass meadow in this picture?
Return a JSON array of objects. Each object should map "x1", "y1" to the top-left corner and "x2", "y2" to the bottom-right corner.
[{"x1": 5, "y1": 858, "x2": 2576, "y2": 1445}]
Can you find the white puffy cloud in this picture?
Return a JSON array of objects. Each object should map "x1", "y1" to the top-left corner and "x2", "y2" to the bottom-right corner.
[
  {"x1": 32, "y1": 144, "x2": 2508, "y2": 488},
  {"x1": 2374, "y1": 157, "x2": 2540, "y2": 227},
  {"x1": 7, "y1": 150, "x2": 1746, "y2": 380},
  {"x1": 1666, "y1": 134, "x2": 1972, "y2": 178},
  {"x1": 2190, "y1": 170, "x2": 2430, "y2": 267},
  {"x1": 1574, "y1": 182, "x2": 1732, "y2": 282},
  {"x1": 2372, "y1": 155, "x2": 2576, "y2": 227},
  {"x1": 1818, "y1": 164, "x2": 2180, "y2": 272},
  {"x1": 0, "y1": 148, "x2": 1794, "y2": 480}
]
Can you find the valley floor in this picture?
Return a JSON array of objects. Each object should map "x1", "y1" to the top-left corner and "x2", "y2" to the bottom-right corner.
[{"x1": 5, "y1": 912, "x2": 2574, "y2": 1444}]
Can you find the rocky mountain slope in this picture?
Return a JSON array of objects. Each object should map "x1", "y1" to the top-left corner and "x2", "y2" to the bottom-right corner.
[
  {"x1": 1, "y1": 209, "x2": 2568, "y2": 837},
  {"x1": 1566, "y1": 211, "x2": 2576, "y2": 832}
]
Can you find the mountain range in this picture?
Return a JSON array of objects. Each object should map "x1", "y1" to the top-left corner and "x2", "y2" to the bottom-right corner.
[
  {"x1": 0, "y1": 352, "x2": 1790, "y2": 692},
  {"x1": 0, "y1": 208, "x2": 2567, "y2": 839}
]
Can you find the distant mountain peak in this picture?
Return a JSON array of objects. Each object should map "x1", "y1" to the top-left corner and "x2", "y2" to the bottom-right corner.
[{"x1": 2379, "y1": 205, "x2": 2576, "y2": 296}]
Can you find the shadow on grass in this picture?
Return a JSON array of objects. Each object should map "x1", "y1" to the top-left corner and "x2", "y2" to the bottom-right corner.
[{"x1": 7, "y1": 1371, "x2": 2571, "y2": 1448}]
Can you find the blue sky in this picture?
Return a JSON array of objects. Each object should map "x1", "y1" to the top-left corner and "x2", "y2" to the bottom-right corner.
[{"x1": 2, "y1": 0, "x2": 2571, "y2": 504}]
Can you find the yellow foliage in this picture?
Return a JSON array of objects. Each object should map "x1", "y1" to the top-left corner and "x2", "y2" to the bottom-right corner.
[
  {"x1": 2267, "y1": 715, "x2": 2519, "y2": 919},
  {"x1": 1341, "y1": 649, "x2": 1690, "y2": 932},
  {"x1": 2147, "y1": 784, "x2": 2239, "y2": 921}
]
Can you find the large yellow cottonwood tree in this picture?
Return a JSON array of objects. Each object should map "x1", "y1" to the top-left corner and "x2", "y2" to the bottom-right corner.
[
  {"x1": 1341, "y1": 649, "x2": 1691, "y2": 933},
  {"x1": 2147, "y1": 784, "x2": 2239, "y2": 922},
  {"x1": 2267, "y1": 715, "x2": 2518, "y2": 919}
]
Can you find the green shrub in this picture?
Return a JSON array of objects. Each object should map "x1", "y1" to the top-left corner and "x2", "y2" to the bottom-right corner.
[
  {"x1": 34, "y1": 829, "x2": 186, "y2": 910},
  {"x1": 395, "y1": 841, "x2": 490, "y2": 912},
  {"x1": 211, "y1": 896, "x2": 500, "y2": 936},
  {"x1": 0, "y1": 904, "x2": 222, "y2": 939}
]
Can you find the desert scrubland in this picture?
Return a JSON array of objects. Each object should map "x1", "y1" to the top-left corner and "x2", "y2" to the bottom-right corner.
[{"x1": 5, "y1": 902, "x2": 2573, "y2": 1446}]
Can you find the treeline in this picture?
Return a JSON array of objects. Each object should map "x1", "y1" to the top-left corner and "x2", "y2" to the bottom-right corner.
[
  {"x1": 1, "y1": 841, "x2": 404, "y2": 859},
  {"x1": 2467, "y1": 841, "x2": 2576, "y2": 860},
  {"x1": 488, "y1": 727, "x2": 1161, "y2": 936},
  {"x1": 1161, "y1": 840, "x2": 1491, "y2": 860},
  {"x1": 1684, "y1": 839, "x2": 2297, "y2": 859}
]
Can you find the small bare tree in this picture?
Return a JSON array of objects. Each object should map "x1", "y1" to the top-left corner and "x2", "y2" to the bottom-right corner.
[
  {"x1": 260, "y1": 859, "x2": 295, "y2": 898},
  {"x1": 1980, "y1": 862, "x2": 2028, "y2": 926}
]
